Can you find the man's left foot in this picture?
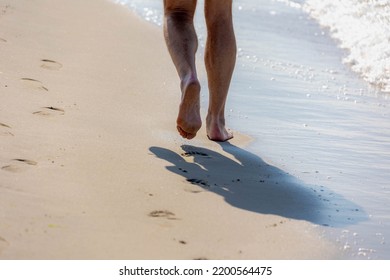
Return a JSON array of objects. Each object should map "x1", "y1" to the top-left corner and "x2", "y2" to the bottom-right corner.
[{"x1": 176, "y1": 76, "x2": 202, "y2": 139}]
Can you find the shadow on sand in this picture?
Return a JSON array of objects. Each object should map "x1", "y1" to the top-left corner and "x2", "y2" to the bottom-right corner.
[{"x1": 150, "y1": 143, "x2": 367, "y2": 227}]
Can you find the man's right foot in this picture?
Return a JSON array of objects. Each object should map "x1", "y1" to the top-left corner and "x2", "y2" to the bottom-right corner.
[
  {"x1": 176, "y1": 77, "x2": 202, "y2": 140},
  {"x1": 206, "y1": 114, "x2": 233, "y2": 142}
]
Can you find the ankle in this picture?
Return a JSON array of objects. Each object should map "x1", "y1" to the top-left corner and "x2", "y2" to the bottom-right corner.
[
  {"x1": 206, "y1": 112, "x2": 225, "y2": 126},
  {"x1": 181, "y1": 75, "x2": 200, "y2": 92}
]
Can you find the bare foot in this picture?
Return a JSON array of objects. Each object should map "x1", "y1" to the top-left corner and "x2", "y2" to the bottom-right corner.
[
  {"x1": 176, "y1": 77, "x2": 202, "y2": 139},
  {"x1": 206, "y1": 114, "x2": 233, "y2": 142}
]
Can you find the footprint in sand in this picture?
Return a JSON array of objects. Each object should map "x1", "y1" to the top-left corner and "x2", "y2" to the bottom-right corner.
[
  {"x1": 148, "y1": 210, "x2": 178, "y2": 220},
  {"x1": 33, "y1": 106, "x2": 65, "y2": 117},
  {"x1": 0, "y1": 122, "x2": 14, "y2": 136},
  {"x1": 186, "y1": 178, "x2": 210, "y2": 188},
  {"x1": 181, "y1": 151, "x2": 210, "y2": 158},
  {"x1": 40, "y1": 59, "x2": 62, "y2": 71},
  {"x1": 0, "y1": 236, "x2": 9, "y2": 253},
  {"x1": 1, "y1": 159, "x2": 38, "y2": 173},
  {"x1": 20, "y1": 78, "x2": 48, "y2": 92},
  {"x1": 0, "y1": 123, "x2": 11, "y2": 128},
  {"x1": 183, "y1": 185, "x2": 204, "y2": 194}
]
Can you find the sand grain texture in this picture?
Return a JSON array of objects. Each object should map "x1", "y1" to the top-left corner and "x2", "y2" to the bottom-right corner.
[{"x1": 0, "y1": 0, "x2": 339, "y2": 259}]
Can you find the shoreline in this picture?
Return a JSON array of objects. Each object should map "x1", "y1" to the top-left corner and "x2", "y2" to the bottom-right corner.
[
  {"x1": 0, "y1": 0, "x2": 341, "y2": 259},
  {"x1": 109, "y1": 0, "x2": 389, "y2": 260}
]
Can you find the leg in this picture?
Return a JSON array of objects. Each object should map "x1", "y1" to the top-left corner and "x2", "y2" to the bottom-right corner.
[
  {"x1": 163, "y1": 0, "x2": 201, "y2": 140},
  {"x1": 204, "y1": 0, "x2": 236, "y2": 141}
]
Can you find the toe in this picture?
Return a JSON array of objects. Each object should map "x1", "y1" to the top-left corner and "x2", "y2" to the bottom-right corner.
[{"x1": 177, "y1": 126, "x2": 188, "y2": 138}]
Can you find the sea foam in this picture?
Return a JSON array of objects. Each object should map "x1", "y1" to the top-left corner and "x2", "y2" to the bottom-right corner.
[{"x1": 303, "y1": 0, "x2": 390, "y2": 93}]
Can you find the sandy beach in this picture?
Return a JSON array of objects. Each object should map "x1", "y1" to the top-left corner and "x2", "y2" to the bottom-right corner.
[{"x1": 0, "y1": 0, "x2": 341, "y2": 259}]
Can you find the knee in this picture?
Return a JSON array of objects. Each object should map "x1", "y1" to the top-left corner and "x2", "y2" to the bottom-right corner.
[
  {"x1": 204, "y1": 0, "x2": 233, "y2": 24},
  {"x1": 205, "y1": 15, "x2": 234, "y2": 39},
  {"x1": 205, "y1": 9, "x2": 233, "y2": 30},
  {"x1": 164, "y1": 0, "x2": 196, "y2": 21}
]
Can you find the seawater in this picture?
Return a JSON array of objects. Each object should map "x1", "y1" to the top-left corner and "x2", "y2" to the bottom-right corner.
[
  {"x1": 113, "y1": 0, "x2": 390, "y2": 259},
  {"x1": 304, "y1": 0, "x2": 390, "y2": 93}
]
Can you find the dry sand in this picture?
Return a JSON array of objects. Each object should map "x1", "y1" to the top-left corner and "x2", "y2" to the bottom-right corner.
[{"x1": 0, "y1": 0, "x2": 340, "y2": 259}]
